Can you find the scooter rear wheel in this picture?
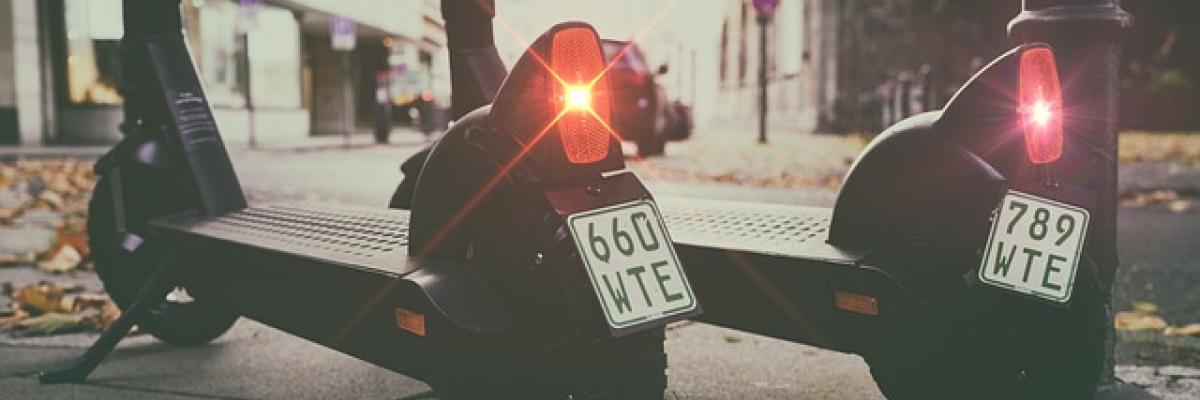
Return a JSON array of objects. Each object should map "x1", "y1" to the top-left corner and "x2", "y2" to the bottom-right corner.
[
  {"x1": 865, "y1": 301, "x2": 1105, "y2": 400},
  {"x1": 89, "y1": 175, "x2": 239, "y2": 346}
]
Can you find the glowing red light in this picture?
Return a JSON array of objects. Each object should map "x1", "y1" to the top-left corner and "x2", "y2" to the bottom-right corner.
[
  {"x1": 551, "y1": 27, "x2": 611, "y2": 164},
  {"x1": 1019, "y1": 47, "x2": 1063, "y2": 165}
]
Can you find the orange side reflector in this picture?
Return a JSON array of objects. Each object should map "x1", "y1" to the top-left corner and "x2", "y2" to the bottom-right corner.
[
  {"x1": 394, "y1": 307, "x2": 427, "y2": 336},
  {"x1": 834, "y1": 291, "x2": 879, "y2": 316}
]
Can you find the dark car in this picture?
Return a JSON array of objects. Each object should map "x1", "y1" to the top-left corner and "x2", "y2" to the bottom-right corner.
[{"x1": 600, "y1": 40, "x2": 691, "y2": 156}]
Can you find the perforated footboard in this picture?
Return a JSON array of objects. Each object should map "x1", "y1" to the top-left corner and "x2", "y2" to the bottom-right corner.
[
  {"x1": 658, "y1": 197, "x2": 863, "y2": 264},
  {"x1": 152, "y1": 204, "x2": 412, "y2": 274}
]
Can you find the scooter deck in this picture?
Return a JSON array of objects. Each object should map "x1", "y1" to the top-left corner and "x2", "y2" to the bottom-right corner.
[
  {"x1": 152, "y1": 198, "x2": 899, "y2": 355},
  {"x1": 152, "y1": 198, "x2": 855, "y2": 275},
  {"x1": 659, "y1": 197, "x2": 863, "y2": 263},
  {"x1": 153, "y1": 203, "x2": 413, "y2": 276}
]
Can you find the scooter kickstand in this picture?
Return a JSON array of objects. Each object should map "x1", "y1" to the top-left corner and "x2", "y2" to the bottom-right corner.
[{"x1": 37, "y1": 256, "x2": 180, "y2": 384}]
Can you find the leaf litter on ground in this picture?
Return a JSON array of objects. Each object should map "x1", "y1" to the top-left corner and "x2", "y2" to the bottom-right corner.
[
  {"x1": 0, "y1": 159, "x2": 115, "y2": 337},
  {"x1": 1115, "y1": 301, "x2": 1200, "y2": 337}
]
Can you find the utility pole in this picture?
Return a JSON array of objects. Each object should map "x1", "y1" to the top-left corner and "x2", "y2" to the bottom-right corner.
[
  {"x1": 1008, "y1": 1, "x2": 1137, "y2": 398},
  {"x1": 237, "y1": 0, "x2": 260, "y2": 148},
  {"x1": 752, "y1": 0, "x2": 778, "y2": 144},
  {"x1": 330, "y1": 16, "x2": 357, "y2": 147}
]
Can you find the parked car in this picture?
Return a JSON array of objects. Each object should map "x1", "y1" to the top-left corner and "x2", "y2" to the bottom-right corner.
[{"x1": 600, "y1": 39, "x2": 690, "y2": 156}]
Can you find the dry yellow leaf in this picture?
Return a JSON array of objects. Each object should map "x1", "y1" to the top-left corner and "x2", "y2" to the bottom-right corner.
[
  {"x1": 1130, "y1": 301, "x2": 1159, "y2": 314},
  {"x1": 1114, "y1": 311, "x2": 1168, "y2": 331},
  {"x1": 1168, "y1": 200, "x2": 1194, "y2": 214},
  {"x1": 36, "y1": 191, "x2": 65, "y2": 210},
  {"x1": 38, "y1": 244, "x2": 82, "y2": 273},
  {"x1": 1164, "y1": 324, "x2": 1200, "y2": 336},
  {"x1": 12, "y1": 282, "x2": 67, "y2": 314}
]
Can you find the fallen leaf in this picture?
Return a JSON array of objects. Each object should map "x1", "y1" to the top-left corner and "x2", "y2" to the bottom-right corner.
[
  {"x1": 724, "y1": 335, "x2": 743, "y2": 344},
  {"x1": 1115, "y1": 311, "x2": 1168, "y2": 331},
  {"x1": 53, "y1": 223, "x2": 91, "y2": 259},
  {"x1": 98, "y1": 300, "x2": 121, "y2": 329},
  {"x1": 65, "y1": 293, "x2": 110, "y2": 313},
  {"x1": 12, "y1": 282, "x2": 67, "y2": 315},
  {"x1": 1168, "y1": 199, "x2": 1194, "y2": 214},
  {"x1": 1164, "y1": 324, "x2": 1200, "y2": 336},
  {"x1": 35, "y1": 190, "x2": 64, "y2": 210},
  {"x1": 38, "y1": 244, "x2": 82, "y2": 273},
  {"x1": 12, "y1": 312, "x2": 92, "y2": 337},
  {"x1": 1130, "y1": 301, "x2": 1159, "y2": 314}
]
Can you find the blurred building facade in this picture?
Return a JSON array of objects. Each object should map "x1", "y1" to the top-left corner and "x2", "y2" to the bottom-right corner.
[
  {"x1": 708, "y1": 0, "x2": 836, "y2": 134},
  {"x1": 0, "y1": 0, "x2": 448, "y2": 146},
  {"x1": 711, "y1": 0, "x2": 1200, "y2": 134}
]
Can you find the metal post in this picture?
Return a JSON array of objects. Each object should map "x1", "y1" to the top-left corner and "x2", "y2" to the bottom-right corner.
[
  {"x1": 1008, "y1": 0, "x2": 1132, "y2": 397},
  {"x1": 757, "y1": 16, "x2": 769, "y2": 144},
  {"x1": 340, "y1": 51, "x2": 353, "y2": 147},
  {"x1": 240, "y1": 33, "x2": 257, "y2": 148}
]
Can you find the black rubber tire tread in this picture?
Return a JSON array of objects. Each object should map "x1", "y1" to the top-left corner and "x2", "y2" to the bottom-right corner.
[
  {"x1": 89, "y1": 174, "x2": 239, "y2": 346},
  {"x1": 865, "y1": 299, "x2": 1106, "y2": 400}
]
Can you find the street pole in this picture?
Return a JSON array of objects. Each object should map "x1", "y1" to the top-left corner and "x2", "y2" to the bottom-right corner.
[
  {"x1": 240, "y1": 33, "x2": 257, "y2": 149},
  {"x1": 1008, "y1": 0, "x2": 1132, "y2": 397},
  {"x1": 757, "y1": 15, "x2": 769, "y2": 144},
  {"x1": 341, "y1": 51, "x2": 353, "y2": 147}
]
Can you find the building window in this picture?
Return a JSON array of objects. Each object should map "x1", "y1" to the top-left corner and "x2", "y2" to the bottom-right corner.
[{"x1": 62, "y1": 0, "x2": 124, "y2": 105}]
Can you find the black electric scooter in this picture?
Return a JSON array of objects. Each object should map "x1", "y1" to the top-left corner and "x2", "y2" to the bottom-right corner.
[{"x1": 39, "y1": 1, "x2": 698, "y2": 399}]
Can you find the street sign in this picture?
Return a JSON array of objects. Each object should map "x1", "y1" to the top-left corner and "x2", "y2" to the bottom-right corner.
[
  {"x1": 330, "y1": 16, "x2": 356, "y2": 51},
  {"x1": 236, "y1": 0, "x2": 261, "y2": 33},
  {"x1": 753, "y1": 0, "x2": 780, "y2": 18}
]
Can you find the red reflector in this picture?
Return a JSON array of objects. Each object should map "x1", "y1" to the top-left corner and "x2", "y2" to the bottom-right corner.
[
  {"x1": 551, "y1": 27, "x2": 611, "y2": 164},
  {"x1": 1019, "y1": 48, "x2": 1063, "y2": 165}
]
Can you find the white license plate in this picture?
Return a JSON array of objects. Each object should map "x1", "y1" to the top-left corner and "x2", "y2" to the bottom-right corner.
[
  {"x1": 568, "y1": 199, "x2": 697, "y2": 329},
  {"x1": 979, "y1": 190, "x2": 1090, "y2": 303}
]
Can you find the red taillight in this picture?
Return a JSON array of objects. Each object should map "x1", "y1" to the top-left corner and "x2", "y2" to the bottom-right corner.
[
  {"x1": 550, "y1": 27, "x2": 611, "y2": 164},
  {"x1": 1019, "y1": 47, "x2": 1063, "y2": 165}
]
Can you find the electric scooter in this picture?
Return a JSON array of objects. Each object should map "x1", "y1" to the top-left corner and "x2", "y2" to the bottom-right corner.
[{"x1": 39, "y1": 1, "x2": 697, "y2": 399}]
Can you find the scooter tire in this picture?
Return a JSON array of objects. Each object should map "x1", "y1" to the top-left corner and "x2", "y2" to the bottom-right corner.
[
  {"x1": 89, "y1": 175, "x2": 239, "y2": 346},
  {"x1": 865, "y1": 300, "x2": 1106, "y2": 400}
]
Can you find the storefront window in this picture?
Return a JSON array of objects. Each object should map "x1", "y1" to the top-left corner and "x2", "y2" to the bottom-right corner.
[{"x1": 63, "y1": 0, "x2": 124, "y2": 105}]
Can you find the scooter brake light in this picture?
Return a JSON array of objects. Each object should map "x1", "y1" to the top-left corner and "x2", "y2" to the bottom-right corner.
[
  {"x1": 550, "y1": 27, "x2": 611, "y2": 164},
  {"x1": 1019, "y1": 47, "x2": 1063, "y2": 165}
]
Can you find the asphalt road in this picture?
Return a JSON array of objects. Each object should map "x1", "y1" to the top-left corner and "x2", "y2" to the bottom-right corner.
[{"x1": 2, "y1": 133, "x2": 1198, "y2": 399}]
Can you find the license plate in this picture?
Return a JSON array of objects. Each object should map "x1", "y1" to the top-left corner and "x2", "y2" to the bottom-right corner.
[
  {"x1": 979, "y1": 190, "x2": 1090, "y2": 303},
  {"x1": 568, "y1": 199, "x2": 697, "y2": 329}
]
